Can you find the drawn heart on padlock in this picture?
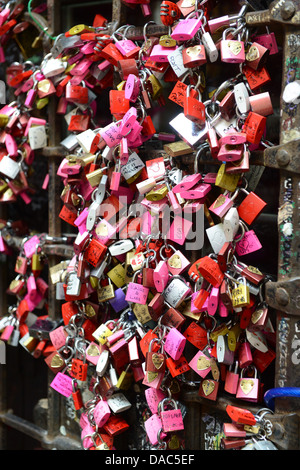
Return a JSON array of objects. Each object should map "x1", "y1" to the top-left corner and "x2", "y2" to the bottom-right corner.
[
  {"x1": 152, "y1": 353, "x2": 165, "y2": 369},
  {"x1": 168, "y1": 254, "x2": 182, "y2": 269},
  {"x1": 240, "y1": 379, "x2": 254, "y2": 394},
  {"x1": 86, "y1": 343, "x2": 100, "y2": 356},
  {"x1": 246, "y1": 45, "x2": 259, "y2": 62},
  {"x1": 51, "y1": 354, "x2": 64, "y2": 368},
  {"x1": 147, "y1": 371, "x2": 158, "y2": 383},
  {"x1": 213, "y1": 195, "x2": 226, "y2": 209},
  {"x1": 186, "y1": 46, "x2": 203, "y2": 57},
  {"x1": 197, "y1": 356, "x2": 211, "y2": 371},
  {"x1": 228, "y1": 41, "x2": 242, "y2": 56},
  {"x1": 202, "y1": 379, "x2": 215, "y2": 396}
]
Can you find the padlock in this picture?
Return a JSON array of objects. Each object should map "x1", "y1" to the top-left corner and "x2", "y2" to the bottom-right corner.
[
  {"x1": 245, "y1": 41, "x2": 270, "y2": 71},
  {"x1": 189, "y1": 349, "x2": 212, "y2": 378},
  {"x1": 252, "y1": 30, "x2": 278, "y2": 56},
  {"x1": 209, "y1": 189, "x2": 239, "y2": 218},
  {"x1": 248, "y1": 91, "x2": 273, "y2": 116},
  {"x1": 144, "y1": 413, "x2": 167, "y2": 446},
  {"x1": 217, "y1": 334, "x2": 234, "y2": 365},
  {"x1": 237, "y1": 187, "x2": 267, "y2": 225},
  {"x1": 159, "y1": 397, "x2": 184, "y2": 432},
  {"x1": 72, "y1": 379, "x2": 84, "y2": 410},
  {"x1": 125, "y1": 270, "x2": 149, "y2": 305},
  {"x1": 167, "y1": 249, "x2": 191, "y2": 275},
  {"x1": 93, "y1": 398, "x2": 111, "y2": 428},
  {"x1": 215, "y1": 164, "x2": 240, "y2": 192},
  {"x1": 145, "y1": 338, "x2": 166, "y2": 373},
  {"x1": 198, "y1": 378, "x2": 219, "y2": 401},
  {"x1": 224, "y1": 361, "x2": 239, "y2": 394},
  {"x1": 238, "y1": 341, "x2": 253, "y2": 369},
  {"x1": 163, "y1": 276, "x2": 191, "y2": 308},
  {"x1": 182, "y1": 44, "x2": 206, "y2": 68},
  {"x1": 242, "y1": 65, "x2": 271, "y2": 91},
  {"x1": 183, "y1": 85, "x2": 206, "y2": 125},
  {"x1": 242, "y1": 111, "x2": 266, "y2": 145},
  {"x1": 223, "y1": 207, "x2": 240, "y2": 242},
  {"x1": 171, "y1": 14, "x2": 203, "y2": 42},
  {"x1": 220, "y1": 28, "x2": 245, "y2": 64},
  {"x1": 231, "y1": 278, "x2": 250, "y2": 308},
  {"x1": 193, "y1": 255, "x2": 224, "y2": 287},
  {"x1": 164, "y1": 327, "x2": 186, "y2": 361},
  {"x1": 236, "y1": 366, "x2": 259, "y2": 402},
  {"x1": 153, "y1": 260, "x2": 170, "y2": 293},
  {"x1": 235, "y1": 227, "x2": 262, "y2": 257}
]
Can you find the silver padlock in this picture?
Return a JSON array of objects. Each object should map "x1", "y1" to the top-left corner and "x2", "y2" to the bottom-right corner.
[
  {"x1": 51, "y1": 33, "x2": 83, "y2": 58},
  {"x1": 107, "y1": 392, "x2": 132, "y2": 413},
  {"x1": 120, "y1": 151, "x2": 145, "y2": 181},
  {"x1": 0, "y1": 151, "x2": 23, "y2": 179},
  {"x1": 206, "y1": 223, "x2": 227, "y2": 254},
  {"x1": 108, "y1": 239, "x2": 135, "y2": 257},
  {"x1": 41, "y1": 53, "x2": 67, "y2": 78},
  {"x1": 66, "y1": 271, "x2": 81, "y2": 297},
  {"x1": 28, "y1": 125, "x2": 47, "y2": 150},
  {"x1": 223, "y1": 207, "x2": 239, "y2": 242},
  {"x1": 163, "y1": 275, "x2": 191, "y2": 308}
]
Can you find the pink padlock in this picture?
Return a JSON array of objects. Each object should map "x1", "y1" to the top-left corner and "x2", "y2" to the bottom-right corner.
[
  {"x1": 27, "y1": 274, "x2": 37, "y2": 300},
  {"x1": 159, "y1": 398, "x2": 184, "y2": 433},
  {"x1": 164, "y1": 327, "x2": 186, "y2": 361},
  {"x1": 1, "y1": 324, "x2": 15, "y2": 342},
  {"x1": 209, "y1": 190, "x2": 238, "y2": 218},
  {"x1": 189, "y1": 349, "x2": 212, "y2": 377},
  {"x1": 153, "y1": 260, "x2": 169, "y2": 293},
  {"x1": 125, "y1": 276, "x2": 149, "y2": 305},
  {"x1": 235, "y1": 229, "x2": 262, "y2": 256},
  {"x1": 171, "y1": 17, "x2": 203, "y2": 41},
  {"x1": 236, "y1": 366, "x2": 259, "y2": 402},
  {"x1": 172, "y1": 173, "x2": 202, "y2": 193},
  {"x1": 124, "y1": 74, "x2": 140, "y2": 102},
  {"x1": 249, "y1": 92, "x2": 273, "y2": 116},
  {"x1": 142, "y1": 369, "x2": 165, "y2": 389},
  {"x1": 207, "y1": 286, "x2": 219, "y2": 316},
  {"x1": 179, "y1": 183, "x2": 211, "y2": 201},
  {"x1": 167, "y1": 250, "x2": 191, "y2": 275},
  {"x1": 49, "y1": 325, "x2": 68, "y2": 350},
  {"x1": 100, "y1": 122, "x2": 122, "y2": 148},
  {"x1": 93, "y1": 399, "x2": 111, "y2": 428},
  {"x1": 144, "y1": 413, "x2": 167, "y2": 445},
  {"x1": 114, "y1": 39, "x2": 140, "y2": 58},
  {"x1": 238, "y1": 341, "x2": 253, "y2": 368},
  {"x1": 150, "y1": 43, "x2": 177, "y2": 62},
  {"x1": 224, "y1": 361, "x2": 239, "y2": 394},
  {"x1": 217, "y1": 143, "x2": 244, "y2": 162},
  {"x1": 50, "y1": 371, "x2": 73, "y2": 397},
  {"x1": 145, "y1": 387, "x2": 166, "y2": 414},
  {"x1": 24, "y1": 88, "x2": 37, "y2": 108},
  {"x1": 220, "y1": 28, "x2": 245, "y2": 64},
  {"x1": 5, "y1": 133, "x2": 18, "y2": 157},
  {"x1": 119, "y1": 107, "x2": 137, "y2": 136}
]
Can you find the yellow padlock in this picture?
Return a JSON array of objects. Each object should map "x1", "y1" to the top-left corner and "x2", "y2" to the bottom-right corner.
[
  {"x1": 107, "y1": 264, "x2": 126, "y2": 288},
  {"x1": 145, "y1": 184, "x2": 168, "y2": 201},
  {"x1": 215, "y1": 163, "x2": 240, "y2": 192},
  {"x1": 68, "y1": 24, "x2": 94, "y2": 36}
]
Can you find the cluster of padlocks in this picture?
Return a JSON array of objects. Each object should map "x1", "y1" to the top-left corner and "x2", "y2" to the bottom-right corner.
[{"x1": 0, "y1": 0, "x2": 281, "y2": 450}]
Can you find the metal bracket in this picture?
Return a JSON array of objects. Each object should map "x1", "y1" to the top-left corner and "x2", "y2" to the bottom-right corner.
[
  {"x1": 246, "y1": 0, "x2": 300, "y2": 26},
  {"x1": 264, "y1": 140, "x2": 300, "y2": 173},
  {"x1": 265, "y1": 278, "x2": 300, "y2": 315}
]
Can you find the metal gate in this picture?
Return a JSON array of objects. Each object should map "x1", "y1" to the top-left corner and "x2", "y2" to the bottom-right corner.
[{"x1": 0, "y1": 0, "x2": 299, "y2": 451}]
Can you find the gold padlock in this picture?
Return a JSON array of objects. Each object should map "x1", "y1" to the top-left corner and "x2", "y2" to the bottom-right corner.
[
  {"x1": 215, "y1": 163, "x2": 240, "y2": 192},
  {"x1": 36, "y1": 97, "x2": 49, "y2": 110},
  {"x1": 32, "y1": 252, "x2": 44, "y2": 272},
  {"x1": 147, "y1": 74, "x2": 163, "y2": 100},
  {"x1": 86, "y1": 168, "x2": 104, "y2": 187},
  {"x1": 0, "y1": 114, "x2": 9, "y2": 127},
  {"x1": 107, "y1": 264, "x2": 126, "y2": 288},
  {"x1": 159, "y1": 34, "x2": 177, "y2": 48},
  {"x1": 98, "y1": 278, "x2": 115, "y2": 302},
  {"x1": 133, "y1": 303, "x2": 152, "y2": 324},
  {"x1": 227, "y1": 323, "x2": 241, "y2": 351},
  {"x1": 116, "y1": 365, "x2": 133, "y2": 390}
]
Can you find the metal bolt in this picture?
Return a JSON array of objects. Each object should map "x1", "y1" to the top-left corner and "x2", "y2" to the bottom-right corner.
[
  {"x1": 276, "y1": 149, "x2": 290, "y2": 167},
  {"x1": 281, "y1": 1, "x2": 295, "y2": 20},
  {"x1": 275, "y1": 287, "x2": 290, "y2": 307}
]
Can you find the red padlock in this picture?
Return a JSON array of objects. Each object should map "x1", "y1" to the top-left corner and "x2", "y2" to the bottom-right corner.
[{"x1": 183, "y1": 85, "x2": 206, "y2": 125}]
